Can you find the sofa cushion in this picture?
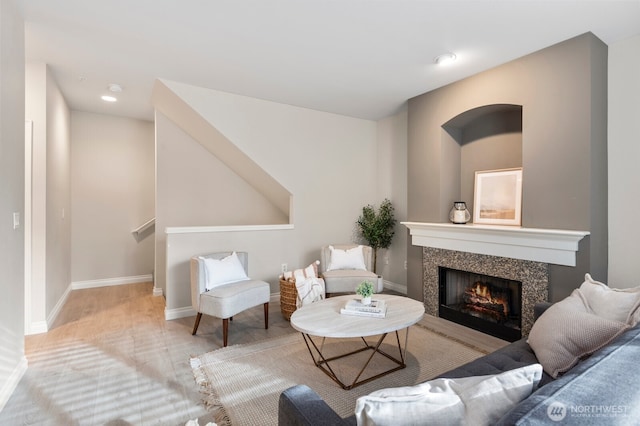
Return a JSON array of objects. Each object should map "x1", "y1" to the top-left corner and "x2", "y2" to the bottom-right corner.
[
  {"x1": 497, "y1": 324, "x2": 640, "y2": 425},
  {"x1": 279, "y1": 384, "x2": 347, "y2": 426},
  {"x1": 578, "y1": 273, "x2": 640, "y2": 325},
  {"x1": 354, "y1": 364, "x2": 542, "y2": 426},
  {"x1": 527, "y1": 291, "x2": 629, "y2": 378},
  {"x1": 438, "y1": 338, "x2": 554, "y2": 383}
]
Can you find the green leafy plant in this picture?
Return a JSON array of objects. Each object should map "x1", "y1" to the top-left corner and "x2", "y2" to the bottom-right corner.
[
  {"x1": 356, "y1": 280, "x2": 375, "y2": 298},
  {"x1": 356, "y1": 198, "x2": 397, "y2": 273}
]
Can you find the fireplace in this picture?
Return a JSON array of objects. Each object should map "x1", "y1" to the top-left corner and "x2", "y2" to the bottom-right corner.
[
  {"x1": 439, "y1": 267, "x2": 522, "y2": 342},
  {"x1": 417, "y1": 245, "x2": 551, "y2": 338},
  {"x1": 402, "y1": 223, "x2": 589, "y2": 339}
]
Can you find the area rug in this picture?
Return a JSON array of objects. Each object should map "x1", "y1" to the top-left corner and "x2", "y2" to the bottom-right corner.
[{"x1": 190, "y1": 324, "x2": 486, "y2": 426}]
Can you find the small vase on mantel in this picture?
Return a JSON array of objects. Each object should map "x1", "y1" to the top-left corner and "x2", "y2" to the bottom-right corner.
[{"x1": 449, "y1": 201, "x2": 471, "y2": 224}]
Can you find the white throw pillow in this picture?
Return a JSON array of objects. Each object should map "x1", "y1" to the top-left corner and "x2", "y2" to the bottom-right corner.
[
  {"x1": 355, "y1": 364, "x2": 542, "y2": 426},
  {"x1": 327, "y1": 245, "x2": 367, "y2": 271},
  {"x1": 201, "y1": 252, "x2": 249, "y2": 290},
  {"x1": 579, "y1": 273, "x2": 640, "y2": 325}
]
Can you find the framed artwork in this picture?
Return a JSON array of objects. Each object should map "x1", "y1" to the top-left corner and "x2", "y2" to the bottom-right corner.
[{"x1": 473, "y1": 168, "x2": 523, "y2": 226}]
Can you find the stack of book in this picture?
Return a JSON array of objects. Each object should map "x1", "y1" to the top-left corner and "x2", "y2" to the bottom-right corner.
[{"x1": 340, "y1": 299, "x2": 387, "y2": 318}]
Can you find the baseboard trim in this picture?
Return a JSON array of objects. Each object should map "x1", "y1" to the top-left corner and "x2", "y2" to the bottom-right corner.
[
  {"x1": 26, "y1": 283, "x2": 73, "y2": 336},
  {"x1": 165, "y1": 306, "x2": 197, "y2": 321},
  {"x1": 27, "y1": 276, "x2": 158, "y2": 336},
  {"x1": 0, "y1": 355, "x2": 28, "y2": 412},
  {"x1": 383, "y1": 279, "x2": 407, "y2": 295},
  {"x1": 166, "y1": 294, "x2": 279, "y2": 321},
  {"x1": 71, "y1": 274, "x2": 153, "y2": 290},
  {"x1": 47, "y1": 283, "x2": 73, "y2": 329},
  {"x1": 152, "y1": 286, "x2": 164, "y2": 296},
  {"x1": 28, "y1": 320, "x2": 48, "y2": 335}
]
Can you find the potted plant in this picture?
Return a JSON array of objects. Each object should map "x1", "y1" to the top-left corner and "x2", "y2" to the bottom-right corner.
[
  {"x1": 356, "y1": 280, "x2": 375, "y2": 305},
  {"x1": 356, "y1": 198, "x2": 397, "y2": 273}
]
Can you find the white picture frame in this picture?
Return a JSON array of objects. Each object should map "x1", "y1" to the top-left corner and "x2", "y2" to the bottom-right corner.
[{"x1": 473, "y1": 168, "x2": 523, "y2": 226}]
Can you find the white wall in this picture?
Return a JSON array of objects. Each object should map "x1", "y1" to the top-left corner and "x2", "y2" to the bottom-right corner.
[
  {"x1": 608, "y1": 33, "x2": 640, "y2": 287},
  {"x1": 24, "y1": 62, "x2": 47, "y2": 331},
  {"x1": 0, "y1": 0, "x2": 26, "y2": 410},
  {"x1": 155, "y1": 110, "x2": 287, "y2": 298},
  {"x1": 71, "y1": 112, "x2": 155, "y2": 283},
  {"x1": 157, "y1": 81, "x2": 384, "y2": 312},
  {"x1": 45, "y1": 67, "x2": 71, "y2": 319},
  {"x1": 24, "y1": 62, "x2": 71, "y2": 333}
]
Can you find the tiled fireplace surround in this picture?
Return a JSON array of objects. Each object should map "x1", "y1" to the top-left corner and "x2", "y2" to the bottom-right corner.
[
  {"x1": 403, "y1": 222, "x2": 589, "y2": 338},
  {"x1": 423, "y1": 247, "x2": 547, "y2": 337}
]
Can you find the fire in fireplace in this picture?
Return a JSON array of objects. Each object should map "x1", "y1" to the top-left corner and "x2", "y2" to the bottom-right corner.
[{"x1": 439, "y1": 267, "x2": 522, "y2": 342}]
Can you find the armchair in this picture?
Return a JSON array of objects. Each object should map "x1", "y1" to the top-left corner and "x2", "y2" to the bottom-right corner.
[
  {"x1": 319, "y1": 244, "x2": 381, "y2": 296},
  {"x1": 190, "y1": 251, "x2": 270, "y2": 347}
]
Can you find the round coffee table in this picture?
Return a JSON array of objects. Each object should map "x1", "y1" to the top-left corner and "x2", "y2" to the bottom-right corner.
[{"x1": 290, "y1": 294, "x2": 425, "y2": 389}]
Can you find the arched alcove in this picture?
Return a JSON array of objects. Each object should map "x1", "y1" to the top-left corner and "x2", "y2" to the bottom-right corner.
[{"x1": 441, "y1": 104, "x2": 523, "y2": 214}]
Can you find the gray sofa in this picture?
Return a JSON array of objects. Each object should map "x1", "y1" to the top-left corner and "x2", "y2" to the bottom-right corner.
[{"x1": 279, "y1": 302, "x2": 640, "y2": 425}]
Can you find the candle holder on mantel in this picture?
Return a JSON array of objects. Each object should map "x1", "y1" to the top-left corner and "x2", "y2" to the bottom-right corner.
[{"x1": 449, "y1": 201, "x2": 471, "y2": 224}]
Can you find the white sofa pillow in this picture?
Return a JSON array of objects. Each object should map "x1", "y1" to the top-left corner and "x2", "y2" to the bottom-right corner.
[
  {"x1": 327, "y1": 245, "x2": 367, "y2": 271},
  {"x1": 579, "y1": 273, "x2": 640, "y2": 325},
  {"x1": 355, "y1": 364, "x2": 542, "y2": 426},
  {"x1": 201, "y1": 252, "x2": 249, "y2": 290}
]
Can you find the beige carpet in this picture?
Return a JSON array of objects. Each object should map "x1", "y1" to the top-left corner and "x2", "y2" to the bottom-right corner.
[{"x1": 191, "y1": 324, "x2": 486, "y2": 426}]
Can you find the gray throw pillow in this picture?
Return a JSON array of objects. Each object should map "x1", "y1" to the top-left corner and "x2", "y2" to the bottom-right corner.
[{"x1": 527, "y1": 290, "x2": 629, "y2": 378}]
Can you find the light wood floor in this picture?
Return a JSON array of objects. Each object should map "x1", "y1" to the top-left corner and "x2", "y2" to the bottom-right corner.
[{"x1": 0, "y1": 283, "x2": 507, "y2": 425}]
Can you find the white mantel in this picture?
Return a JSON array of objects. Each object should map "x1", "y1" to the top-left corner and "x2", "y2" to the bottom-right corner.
[{"x1": 402, "y1": 222, "x2": 589, "y2": 266}]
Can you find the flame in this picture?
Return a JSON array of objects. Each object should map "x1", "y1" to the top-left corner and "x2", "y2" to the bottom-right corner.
[
  {"x1": 471, "y1": 282, "x2": 509, "y2": 315},
  {"x1": 474, "y1": 283, "x2": 490, "y2": 299}
]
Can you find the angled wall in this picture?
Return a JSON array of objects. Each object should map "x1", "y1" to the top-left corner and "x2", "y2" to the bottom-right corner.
[
  {"x1": 155, "y1": 110, "x2": 289, "y2": 297},
  {"x1": 153, "y1": 81, "x2": 380, "y2": 308},
  {"x1": 152, "y1": 80, "x2": 291, "y2": 220}
]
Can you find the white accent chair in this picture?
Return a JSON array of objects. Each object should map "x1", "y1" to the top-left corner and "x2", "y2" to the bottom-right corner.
[
  {"x1": 319, "y1": 244, "x2": 382, "y2": 296},
  {"x1": 191, "y1": 251, "x2": 270, "y2": 347}
]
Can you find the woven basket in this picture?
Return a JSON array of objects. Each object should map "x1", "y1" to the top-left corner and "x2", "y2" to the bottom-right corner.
[{"x1": 279, "y1": 279, "x2": 298, "y2": 321}]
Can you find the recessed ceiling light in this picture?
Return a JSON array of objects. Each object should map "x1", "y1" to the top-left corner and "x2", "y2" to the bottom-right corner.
[
  {"x1": 434, "y1": 52, "x2": 457, "y2": 66},
  {"x1": 101, "y1": 95, "x2": 117, "y2": 102}
]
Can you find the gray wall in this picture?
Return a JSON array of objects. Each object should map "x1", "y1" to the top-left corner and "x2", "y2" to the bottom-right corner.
[
  {"x1": 375, "y1": 107, "x2": 409, "y2": 288},
  {"x1": 407, "y1": 33, "x2": 608, "y2": 302},
  {"x1": 608, "y1": 33, "x2": 640, "y2": 288},
  {"x1": 0, "y1": 0, "x2": 25, "y2": 409}
]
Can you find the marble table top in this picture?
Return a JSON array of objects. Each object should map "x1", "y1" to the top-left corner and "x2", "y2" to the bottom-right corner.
[{"x1": 290, "y1": 294, "x2": 425, "y2": 338}]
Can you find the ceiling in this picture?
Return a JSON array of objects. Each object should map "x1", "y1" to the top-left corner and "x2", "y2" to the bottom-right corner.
[{"x1": 18, "y1": 0, "x2": 640, "y2": 122}]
